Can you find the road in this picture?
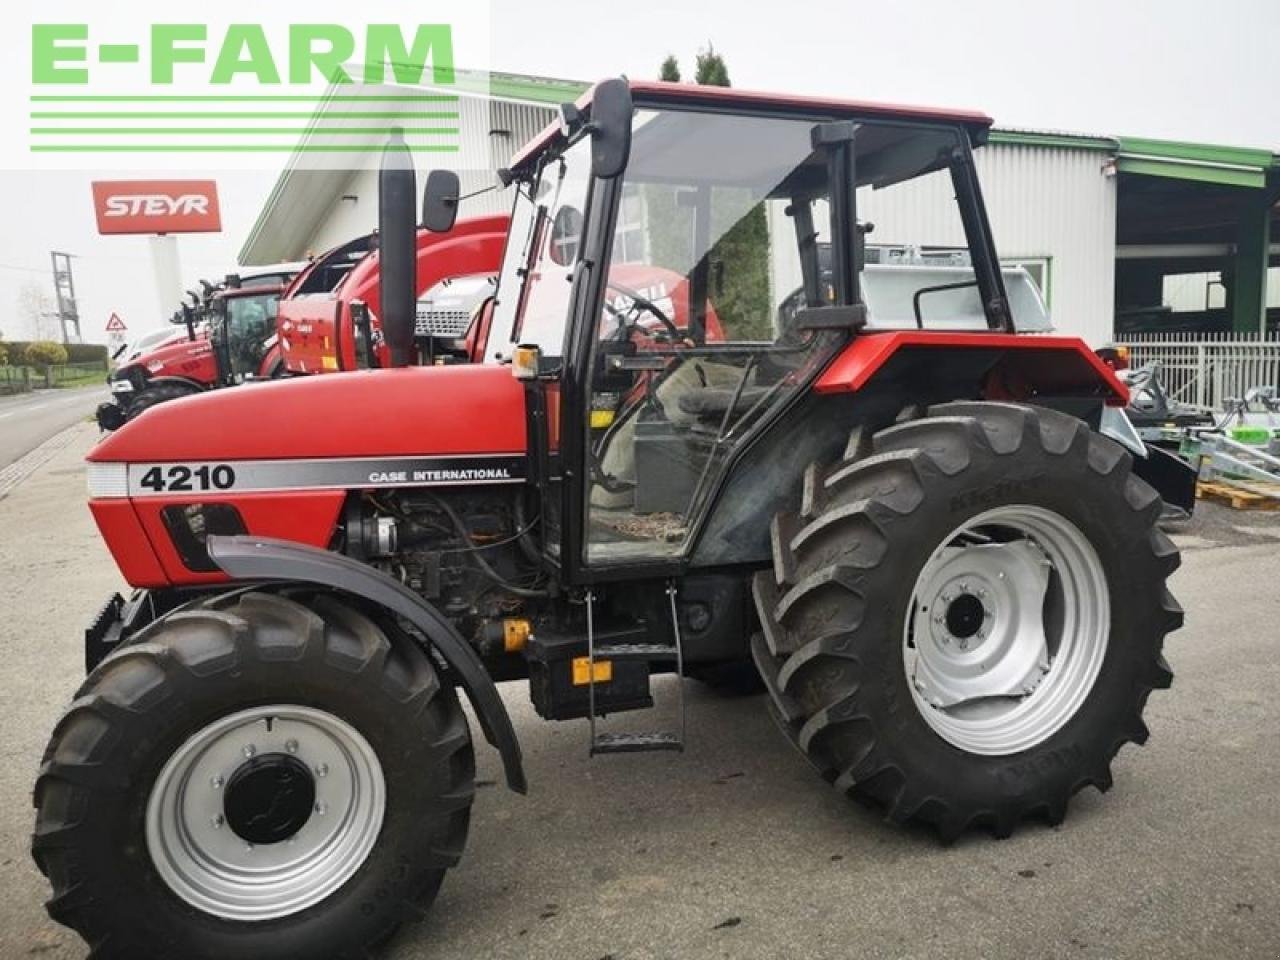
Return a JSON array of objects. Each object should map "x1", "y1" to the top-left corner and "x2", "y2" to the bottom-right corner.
[
  {"x1": 0, "y1": 386, "x2": 105, "y2": 470},
  {"x1": 0, "y1": 423, "x2": 1277, "y2": 960}
]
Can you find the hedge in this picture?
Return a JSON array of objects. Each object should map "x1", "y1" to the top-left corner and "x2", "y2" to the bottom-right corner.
[
  {"x1": 2, "y1": 341, "x2": 107, "y2": 365},
  {"x1": 24, "y1": 341, "x2": 69, "y2": 369}
]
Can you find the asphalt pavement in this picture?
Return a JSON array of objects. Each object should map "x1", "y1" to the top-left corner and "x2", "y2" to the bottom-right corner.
[
  {"x1": 0, "y1": 422, "x2": 1277, "y2": 960},
  {"x1": 0, "y1": 386, "x2": 105, "y2": 470}
]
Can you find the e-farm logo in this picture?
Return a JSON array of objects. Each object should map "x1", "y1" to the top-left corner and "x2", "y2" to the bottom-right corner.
[{"x1": 26, "y1": 22, "x2": 462, "y2": 159}]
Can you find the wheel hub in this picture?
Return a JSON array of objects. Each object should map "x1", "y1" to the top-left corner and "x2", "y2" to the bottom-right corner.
[
  {"x1": 944, "y1": 592, "x2": 985, "y2": 640},
  {"x1": 223, "y1": 754, "x2": 316, "y2": 846},
  {"x1": 912, "y1": 540, "x2": 1052, "y2": 708}
]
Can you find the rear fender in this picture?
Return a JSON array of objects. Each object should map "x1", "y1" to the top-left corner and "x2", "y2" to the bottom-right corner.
[
  {"x1": 206, "y1": 534, "x2": 527, "y2": 794},
  {"x1": 815, "y1": 331, "x2": 1129, "y2": 406}
]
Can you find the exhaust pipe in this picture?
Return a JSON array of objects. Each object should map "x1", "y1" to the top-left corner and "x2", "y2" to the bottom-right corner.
[{"x1": 379, "y1": 130, "x2": 417, "y2": 368}]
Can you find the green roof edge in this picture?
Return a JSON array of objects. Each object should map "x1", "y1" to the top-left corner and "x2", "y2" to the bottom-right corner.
[
  {"x1": 988, "y1": 129, "x2": 1117, "y2": 152},
  {"x1": 1117, "y1": 136, "x2": 1275, "y2": 171}
]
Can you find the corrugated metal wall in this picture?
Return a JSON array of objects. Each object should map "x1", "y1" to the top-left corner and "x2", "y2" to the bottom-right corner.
[
  {"x1": 979, "y1": 144, "x2": 1117, "y2": 345},
  {"x1": 852, "y1": 143, "x2": 1116, "y2": 344}
]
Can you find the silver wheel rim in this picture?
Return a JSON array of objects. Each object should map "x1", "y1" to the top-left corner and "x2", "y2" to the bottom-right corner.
[
  {"x1": 903, "y1": 505, "x2": 1109, "y2": 755},
  {"x1": 145, "y1": 704, "x2": 385, "y2": 921}
]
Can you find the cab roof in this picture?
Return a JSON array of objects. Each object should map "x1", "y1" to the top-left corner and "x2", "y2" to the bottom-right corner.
[{"x1": 510, "y1": 78, "x2": 992, "y2": 172}]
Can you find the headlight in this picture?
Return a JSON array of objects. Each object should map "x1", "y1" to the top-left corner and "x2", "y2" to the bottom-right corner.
[
  {"x1": 109, "y1": 379, "x2": 135, "y2": 394},
  {"x1": 86, "y1": 462, "x2": 128, "y2": 498}
]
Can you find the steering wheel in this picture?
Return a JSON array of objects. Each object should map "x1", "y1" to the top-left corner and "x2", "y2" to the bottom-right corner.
[{"x1": 605, "y1": 280, "x2": 683, "y2": 343}]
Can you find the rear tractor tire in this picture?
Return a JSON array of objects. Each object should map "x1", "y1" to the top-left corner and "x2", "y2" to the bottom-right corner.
[
  {"x1": 32, "y1": 590, "x2": 474, "y2": 960},
  {"x1": 753, "y1": 401, "x2": 1182, "y2": 840}
]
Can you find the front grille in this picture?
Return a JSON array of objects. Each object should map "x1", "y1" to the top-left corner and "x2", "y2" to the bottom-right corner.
[{"x1": 415, "y1": 308, "x2": 471, "y2": 338}]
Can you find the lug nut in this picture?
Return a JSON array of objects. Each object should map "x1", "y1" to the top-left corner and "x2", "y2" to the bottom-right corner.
[
  {"x1": 245, "y1": 843, "x2": 254, "y2": 852},
  {"x1": 211, "y1": 814, "x2": 224, "y2": 829},
  {"x1": 242, "y1": 744, "x2": 257, "y2": 759},
  {"x1": 315, "y1": 763, "x2": 329, "y2": 778},
  {"x1": 210, "y1": 775, "x2": 224, "y2": 789},
  {"x1": 315, "y1": 801, "x2": 328, "y2": 816},
  {"x1": 285, "y1": 739, "x2": 299, "y2": 754}
]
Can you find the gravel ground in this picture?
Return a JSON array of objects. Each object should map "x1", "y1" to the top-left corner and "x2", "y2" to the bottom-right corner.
[{"x1": 0, "y1": 421, "x2": 1276, "y2": 960}]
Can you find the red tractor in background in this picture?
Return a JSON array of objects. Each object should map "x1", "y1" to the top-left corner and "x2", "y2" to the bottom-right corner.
[
  {"x1": 275, "y1": 213, "x2": 508, "y2": 374},
  {"x1": 38, "y1": 80, "x2": 1194, "y2": 960},
  {"x1": 96, "y1": 267, "x2": 300, "y2": 430},
  {"x1": 96, "y1": 217, "x2": 511, "y2": 431}
]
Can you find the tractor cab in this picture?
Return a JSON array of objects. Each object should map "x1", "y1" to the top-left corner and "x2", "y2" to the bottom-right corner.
[
  {"x1": 428, "y1": 79, "x2": 1018, "y2": 579},
  {"x1": 209, "y1": 285, "x2": 282, "y2": 384},
  {"x1": 209, "y1": 283, "x2": 284, "y2": 384}
]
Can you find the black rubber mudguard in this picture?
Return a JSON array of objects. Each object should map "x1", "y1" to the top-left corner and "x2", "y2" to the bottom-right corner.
[
  {"x1": 206, "y1": 534, "x2": 528, "y2": 794},
  {"x1": 1132, "y1": 443, "x2": 1198, "y2": 516}
]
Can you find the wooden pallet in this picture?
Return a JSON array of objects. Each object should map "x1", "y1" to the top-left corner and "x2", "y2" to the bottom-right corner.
[{"x1": 1196, "y1": 479, "x2": 1280, "y2": 511}]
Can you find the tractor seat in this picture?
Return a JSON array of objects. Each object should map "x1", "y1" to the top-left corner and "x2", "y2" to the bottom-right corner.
[{"x1": 675, "y1": 386, "x2": 774, "y2": 418}]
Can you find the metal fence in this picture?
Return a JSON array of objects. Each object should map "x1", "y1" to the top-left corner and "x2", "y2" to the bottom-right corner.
[
  {"x1": 1114, "y1": 332, "x2": 1280, "y2": 412},
  {"x1": 47, "y1": 361, "x2": 108, "y2": 385}
]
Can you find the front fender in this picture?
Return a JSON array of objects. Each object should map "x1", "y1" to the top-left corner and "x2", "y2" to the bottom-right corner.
[{"x1": 206, "y1": 534, "x2": 528, "y2": 794}]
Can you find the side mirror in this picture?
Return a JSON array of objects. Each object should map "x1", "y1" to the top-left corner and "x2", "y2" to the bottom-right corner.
[
  {"x1": 589, "y1": 78, "x2": 632, "y2": 179},
  {"x1": 422, "y1": 169, "x2": 460, "y2": 233}
]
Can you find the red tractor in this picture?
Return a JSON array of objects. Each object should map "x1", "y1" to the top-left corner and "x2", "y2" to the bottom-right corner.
[
  {"x1": 96, "y1": 268, "x2": 300, "y2": 430},
  {"x1": 38, "y1": 79, "x2": 1191, "y2": 960},
  {"x1": 274, "y1": 213, "x2": 508, "y2": 374}
]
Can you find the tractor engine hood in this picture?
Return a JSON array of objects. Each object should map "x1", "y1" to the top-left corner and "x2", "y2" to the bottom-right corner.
[
  {"x1": 114, "y1": 334, "x2": 214, "y2": 383},
  {"x1": 90, "y1": 364, "x2": 527, "y2": 463}
]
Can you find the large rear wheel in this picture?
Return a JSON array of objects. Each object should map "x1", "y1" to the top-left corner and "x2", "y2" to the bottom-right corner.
[
  {"x1": 33, "y1": 590, "x2": 474, "y2": 959},
  {"x1": 752, "y1": 402, "x2": 1182, "y2": 840}
]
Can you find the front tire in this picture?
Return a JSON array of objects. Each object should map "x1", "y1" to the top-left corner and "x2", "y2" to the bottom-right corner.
[
  {"x1": 752, "y1": 402, "x2": 1182, "y2": 840},
  {"x1": 32, "y1": 590, "x2": 474, "y2": 959},
  {"x1": 125, "y1": 381, "x2": 201, "y2": 420}
]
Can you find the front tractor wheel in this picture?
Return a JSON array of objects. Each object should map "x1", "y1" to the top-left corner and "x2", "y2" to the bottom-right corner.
[
  {"x1": 753, "y1": 402, "x2": 1183, "y2": 840},
  {"x1": 125, "y1": 381, "x2": 201, "y2": 421},
  {"x1": 32, "y1": 591, "x2": 474, "y2": 960}
]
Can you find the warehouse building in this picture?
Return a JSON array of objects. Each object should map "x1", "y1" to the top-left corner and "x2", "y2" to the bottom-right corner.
[{"x1": 240, "y1": 73, "x2": 1280, "y2": 347}]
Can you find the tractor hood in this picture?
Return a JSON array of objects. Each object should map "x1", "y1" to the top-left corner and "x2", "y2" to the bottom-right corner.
[
  {"x1": 116, "y1": 333, "x2": 213, "y2": 382},
  {"x1": 90, "y1": 364, "x2": 527, "y2": 463}
]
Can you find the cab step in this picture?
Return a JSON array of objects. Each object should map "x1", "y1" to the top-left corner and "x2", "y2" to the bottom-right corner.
[
  {"x1": 591, "y1": 731, "x2": 683, "y2": 754},
  {"x1": 595, "y1": 643, "x2": 679, "y2": 661},
  {"x1": 587, "y1": 584, "x2": 686, "y2": 756}
]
